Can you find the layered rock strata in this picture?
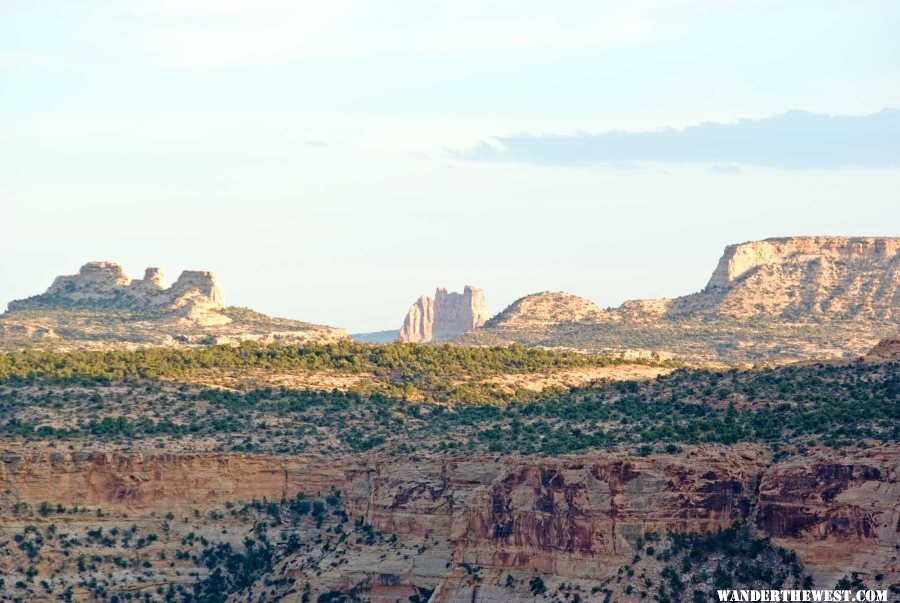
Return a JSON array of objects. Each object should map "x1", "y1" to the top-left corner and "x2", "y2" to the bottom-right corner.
[{"x1": 1, "y1": 444, "x2": 895, "y2": 597}]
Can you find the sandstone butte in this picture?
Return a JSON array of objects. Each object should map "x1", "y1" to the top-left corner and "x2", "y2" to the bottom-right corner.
[
  {"x1": 0, "y1": 443, "x2": 896, "y2": 601},
  {"x1": 7, "y1": 261, "x2": 230, "y2": 326},
  {"x1": 399, "y1": 285, "x2": 489, "y2": 343},
  {"x1": 0, "y1": 261, "x2": 347, "y2": 348}
]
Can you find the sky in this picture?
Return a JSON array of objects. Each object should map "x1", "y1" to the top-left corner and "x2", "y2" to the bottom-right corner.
[{"x1": 2, "y1": 1, "x2": 899, "y2": 332}]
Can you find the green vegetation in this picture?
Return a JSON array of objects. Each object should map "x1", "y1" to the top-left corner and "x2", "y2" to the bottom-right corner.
[
  {"x1": 0, "y1": 347, "x2": 895, "y2": 456},
  {"x1": 613, "y1": 525, "x2": 812, "y2": 602},
  {"x1": 0, "y1": 341, "x2": 655, "y2": 380},
  {"x1": 0, "y1": 341, "x2": 667, "y2": 403}
]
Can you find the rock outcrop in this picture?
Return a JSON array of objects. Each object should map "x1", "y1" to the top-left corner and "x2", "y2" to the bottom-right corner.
[
  {"x1": 0, "y1": 261, "x2": 346, "y2": 349},
  {"x1": 10, "y1": 261, "x2": 226, "y2": 316},
  {"x1": 399, "y1": 286, "x2": 488, "y2": 343},
  {"x1": 1, "y1": 444, "x2": 896, "y2": 598},
  {"x1": 864, "y1": 337, "x2": 900, "y2": 362}
]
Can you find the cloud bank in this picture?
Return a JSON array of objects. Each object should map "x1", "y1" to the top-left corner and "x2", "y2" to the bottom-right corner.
[{"x1": 457, "y1": 109, "x2": 900, "y2": 169}]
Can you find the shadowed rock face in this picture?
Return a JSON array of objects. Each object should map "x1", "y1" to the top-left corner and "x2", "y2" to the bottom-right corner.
[
  {"x1": 399, "y1": 286, "x2": 488, "y2": 342},
  {"x1": 866, "y1": 337, "x2": 900, "y2": 362},
  {"x1": 755, "y1": 449, "x2": 899, "y2": 584},
  {"x1": 2, "y1": 444, "x2": 895, "y2": 597}
]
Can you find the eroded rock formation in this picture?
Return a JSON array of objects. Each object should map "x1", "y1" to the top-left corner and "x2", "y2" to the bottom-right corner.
[
  {"x1": 10, "y1": 261, "x2": 226, "y2": 316},
  {"x1": 0, "y1": 261, "x2": 347, "y2": 348},
  {"x1": 399, "y1": 286, "x2": 488, "y2": 342}
]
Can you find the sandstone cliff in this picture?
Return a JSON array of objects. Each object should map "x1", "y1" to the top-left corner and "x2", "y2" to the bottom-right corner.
[
  {"x1": 0, "y1": 445, "x2": 895, "y2": 600},
  {"x1": 399, "y1": 286, "x2": 488, "y2": 343},
  {"x1": 677, "y1": 236, "x2": 899, "y2": 321}
]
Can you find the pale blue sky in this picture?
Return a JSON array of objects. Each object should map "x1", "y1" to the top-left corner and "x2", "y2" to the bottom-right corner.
[{"x1": 2, "y1": 1, "x2": 898, "y2": 331}]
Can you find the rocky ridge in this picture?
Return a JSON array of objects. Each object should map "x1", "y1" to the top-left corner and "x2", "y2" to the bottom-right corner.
[
  {"x1": 399, "y1": 285, "x2": 488, "y2": 343},
  {"x1": 464, "y1": 236, "x2": 899, "y2": 362}
]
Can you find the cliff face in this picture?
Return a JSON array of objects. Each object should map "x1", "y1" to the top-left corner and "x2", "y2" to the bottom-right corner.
[
  {"x1": 756, "y1": 447, "x2": 900, "y2": 584},
  {"x1": 707, "y1": 237, "x2": 899, "y2": 288},
  {"x1": 400, "y1": 295, "x2": 435, "y2": 343},
  {"x1": 2, "y1": 445, "x2": 895, "y2": 598},
  {"x1": 399, "y1": 286, "x2": 488, "y2": 342},
  {"x1": 688, "y1": 236, "x2": 900, "y2": 321}
]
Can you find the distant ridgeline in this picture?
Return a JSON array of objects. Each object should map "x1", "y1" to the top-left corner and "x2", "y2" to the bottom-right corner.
[
  {"x1": 0, "y1": 261, "x2": 346, "y2": 350},
  {"x1": 462, "y1": 236, "x2": 900, "y2": 363},
  {"x1": 2, "y1": 236, "x2": 897, "y2": 362}
]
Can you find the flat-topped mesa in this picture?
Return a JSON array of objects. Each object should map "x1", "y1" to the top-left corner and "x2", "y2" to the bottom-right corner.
[
  {"x1": 44, "y1": 261, "x2": 131, "y2": 301},
  {"x1": 7, "y1": 261, "x2": 225, "y2": 313},
  {"x1": 399, "y1": 285, "x2": 488, "y2": 343},
  {"x1": 674, "y1": 236, "x2": 900, "y2": 321},
  {"x1": 707, "y1": 236, "x2": 900, "y2": 289}
]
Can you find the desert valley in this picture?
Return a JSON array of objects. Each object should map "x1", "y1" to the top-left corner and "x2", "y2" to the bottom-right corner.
[{"x1": 0, "y1": 236, "x2": 896, "y2": 602}]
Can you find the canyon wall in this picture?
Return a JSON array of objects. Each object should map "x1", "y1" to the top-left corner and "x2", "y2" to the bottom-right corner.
[{"x1": 2, "y1": 444, "x2": 896, "y2": 595}]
